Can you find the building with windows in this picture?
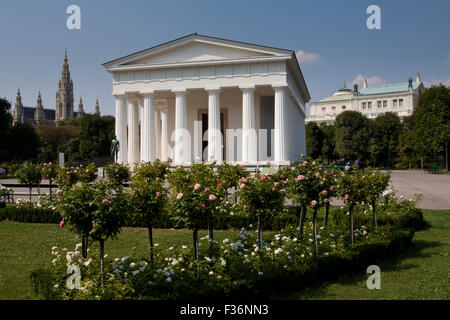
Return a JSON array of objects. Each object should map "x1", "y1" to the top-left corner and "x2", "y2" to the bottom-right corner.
[{"x1": 306, "y1": 74, "x2": 425, "y2": 124}]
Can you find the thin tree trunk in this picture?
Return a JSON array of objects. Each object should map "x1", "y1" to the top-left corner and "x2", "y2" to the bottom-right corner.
[
  {"x1": 29, "y1": 186, "x2": 32, "y2": 202},
  {"x1": 193, "y1": 228, "x2": 199, "y2": 277},
  {"x1": 313, "y1": 207, "x2": 318, "y2": 255},
  {"x1": 208, "y1": 224, "x2": 214, "y2": 258},
  {"x1": 257, "y1": 217, "x2": 263, "y2": 248},
  {"x1": 298, "y1": 206, "x2": 307, "y2": 239},
  {"x1": 349, "y1": 205, "x2": 354, "y2": 247},
  {"x1": 49, "y1": 181, "x2": 52, "y2": 200},
  {"x1": 372, "y1": 200, "x2": 378, "y2": 232},
  {"x1": 148, "y1": 224, "x2": 154, "y2": 265},
  {"x1": 323, "y1": 202, "x2": 330, "y2": 228},
  {"x1": 99, "y1": 239, "x2": 105, "y2": 287},
  {"x1": 81, "y1": 234, "x2": 88, "y2": 258}
]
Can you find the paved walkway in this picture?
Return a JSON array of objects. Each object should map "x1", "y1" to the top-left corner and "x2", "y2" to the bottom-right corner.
[{"x1": 1, "y1": 170, "x2": 449, "y2": 210}]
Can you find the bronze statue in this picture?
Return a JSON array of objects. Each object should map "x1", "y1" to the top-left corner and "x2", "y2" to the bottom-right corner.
[{"x1": 111, "y1": 135, "x2": 120, "y2": 163}]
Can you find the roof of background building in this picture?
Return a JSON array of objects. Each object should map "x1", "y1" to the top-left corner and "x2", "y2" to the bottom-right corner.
[
  {"x1": 22, "y1": 107, "x2": 79, "y2": 120},
  {"x1": 314, "y1": 81, "x2": 422, "y2": 103}
]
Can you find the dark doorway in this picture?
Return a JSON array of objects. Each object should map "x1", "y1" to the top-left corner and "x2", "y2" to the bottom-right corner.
[{"x1": 201, "y1": 113, "x2": 225, "y2": 161}]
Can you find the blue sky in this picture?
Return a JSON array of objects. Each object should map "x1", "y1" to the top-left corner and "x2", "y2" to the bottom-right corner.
[{"x1": 0, "y1": 0, "x2": 449, "y2": 116}]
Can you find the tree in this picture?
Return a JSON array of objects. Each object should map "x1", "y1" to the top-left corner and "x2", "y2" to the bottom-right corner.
[
  {"x1": 335, "y1": 111, "x2": 372, "y2": 162},
  {"x1": 398, "y1": 116, "x2": 419, "y2": 169},
  {"x1": 371, "y1": 113, "x2": 402, "y2": 168},
  {"x1": 16, "y1": 162, "x2": 42, "y2": 201},
  {"x1": 64, "y1": 115, "x2": 115, "y2": 161},
  {"x1": 412, "y1": 85, "x2": 450, "y2": 166},
  {"x1": 305, "y1": 122, "x2": 324, "y2": 159},
  {"x1": 36, "y1": 124, "x2": 78, "y2": 162},
  {"x1": 8, "y1": 122, "x2": 41, "y2": 162},
  {"x1": 320, "y1": 123, "x2": 338, "y2": 163},
  {"x1": 0, "y1": 98, "x2": 13, "y2": 162}
]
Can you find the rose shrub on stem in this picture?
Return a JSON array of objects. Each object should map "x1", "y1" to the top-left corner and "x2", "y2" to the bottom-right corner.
[
  {"x1": 104, "y1": 163, "x2": 131, "y2": 191},
  {"x1": 338, "y1": 165, "x2": 368, "y2": 247},
  {"x1": 129, "y1": 162, "x2": 168, "y2": 265},
  {"x1": 16, "y1": 162, "x2": 42, "y2": 202},
  {"x1": 237, "y1": 173, "x2": 284, "y2": 248},
  {"x1": 363, "y1": 168, "x2": 390, "y2": 232},
  {"x1": 41, "y1": 162, "x2": 58, "y2": 199}
]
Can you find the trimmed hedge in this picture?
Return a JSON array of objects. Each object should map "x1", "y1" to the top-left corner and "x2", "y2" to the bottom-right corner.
[{"x1": 0, "y1": 205, "x2": 424, "y2": 232}]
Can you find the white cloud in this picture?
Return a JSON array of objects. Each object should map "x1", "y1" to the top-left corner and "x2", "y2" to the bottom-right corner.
[
  {"x1": 423, "y1": 78, "x2": 450, "y2": 87},
  {"x1": 352, "y1": 74, "x2": 386, "y2": 87},
  {"x1": 295, "y1": 50, "x2": 320, "y2": 65}
]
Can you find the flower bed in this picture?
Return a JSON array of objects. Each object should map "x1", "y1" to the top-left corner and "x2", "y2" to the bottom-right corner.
[{"x1": 27, "y1": 158, "x2": 424, "y2": 300}]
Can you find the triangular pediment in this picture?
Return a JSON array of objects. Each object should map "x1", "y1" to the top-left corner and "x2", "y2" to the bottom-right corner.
[{"x1": 103, "y1": 34, "x2": 292, "y2": 68}]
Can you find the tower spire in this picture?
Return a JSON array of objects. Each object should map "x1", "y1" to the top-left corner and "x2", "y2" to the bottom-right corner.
[
  {"x1": 35, "y1": 91, "x2": 45, "y2": 122},
  {"x1": 94, "y1": 99, "x2": 100, "y2": 116},
  {"x1": 77, "y1": 97, "x2": 85, "y2": 118},
  {"x1": 13, "y1": 88, "x2": 24, "y2": 124},
  {"x1": 56, "y1": 51, "x2": 74, "y2": 122}
]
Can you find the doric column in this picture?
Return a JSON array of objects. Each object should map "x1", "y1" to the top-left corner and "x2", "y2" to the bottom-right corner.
[
  {"x1": 140, "y1": 100, "x2": 145, "y2": 161},
  {"x1": 114, "y1": 95, "x2": 127, "y2": 163},
  {"x1": 173, "y1": 89, "x2": 190, "y2": 164},
  {"x1": 274, "y1": 86, "x2": 287, "y2": 162},
  {"x1": 142, "y1": 93, "x2": 156, "y2": 162},
  {"x1": 160, "y1": 108, "x2": 168, "y2": 161},
  {"x1": 127, "y1": 98, "x2": 140, "y2": 165},
  {"x1": 154, "y1": 107, "x2": 161, "y2": 160},
  {"x1": 240, "y1": 86, "x2": 257, "y2": 162},
  {"x1": 207, "y1": 88, "x2": 222, "y2": 162}
]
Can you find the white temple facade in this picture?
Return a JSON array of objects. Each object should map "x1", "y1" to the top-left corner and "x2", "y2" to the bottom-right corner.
[{"x1": 103, "y1": 34, "x2": 310, "y2": 165}]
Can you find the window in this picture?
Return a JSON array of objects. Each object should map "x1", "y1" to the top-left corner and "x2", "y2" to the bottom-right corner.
[
  {"x1": 383, "y1": 100, "x2": 387, "y2": 107},
  {"x1": 342, "y1": 105, "x2": 346, "y2": 110},
  {"x1": 399, "y1": 99, "x2": 403, "y2": 107},
  {"x1": 393, "y1": 99, "x2": 397, "y2": 107},
  {"x1": 332, "y1": 106, "x2": 336, "y2": 111},
  {"x1": 362, "y1": 102, "x2": 366, "y2": 109},
  {"x1": 321, "y1": 107, "x2": 326, "y2": 111},
  {"x1": 368, "y1": 102, "x2": 372, "y2": 109},
  {"x1": 377, "y1": 101, "x2": 382, "y2": 108}
]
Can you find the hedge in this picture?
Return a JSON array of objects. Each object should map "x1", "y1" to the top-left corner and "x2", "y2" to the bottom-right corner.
[{"x1": 0, "y1": 205, "x2": 424, "y2": 232}]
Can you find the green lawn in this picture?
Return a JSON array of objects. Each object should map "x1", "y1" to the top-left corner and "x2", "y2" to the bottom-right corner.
[
  {"x1": 0, "y1": 210, "x2": 449, "y2": 300},
  {"x1": 276, "y1": 210, "x2": 450, "y2": 300}
]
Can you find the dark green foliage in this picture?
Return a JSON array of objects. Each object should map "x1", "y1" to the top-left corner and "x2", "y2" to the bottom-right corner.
[
  {"x1": 305, "y1": 122, "x2": 324, "y2": 159},
  {"x1": 0, "y1": 97, "x2": 13, "y2": 162},
  {"x1": 412, "y1": 85, "x2": 450, "y2": 163},
  {"x1": 335, "y1": 111, "x2": 372, "y2": 161},
  {"x1": 370, "y1": 113, "x2": 402, "y2": 168},
  {"x1": 64, "y1": 114, "x2": 115, "y2": 161}
]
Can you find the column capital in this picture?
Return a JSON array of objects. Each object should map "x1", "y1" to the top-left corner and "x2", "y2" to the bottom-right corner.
[
  {"x1": 205, "y1": 87, "x2": 221, "y2": 93},
  {"x1": 141, "y1": 90, "x2": 156, "y2": 97},
  {"x1": 239, "y1": 85, "x2": 256, "y2": 92},
  {"x1": 172, "y1": 88, "x2": 187, "y2": 94},
  {"x1": 113, "y1": 93, "x2": 126, "y2": 98},
  {"x1": 272, "y1": 84, "x2": 288, "y2": 91}
]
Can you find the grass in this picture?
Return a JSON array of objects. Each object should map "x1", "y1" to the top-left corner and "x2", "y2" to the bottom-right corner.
[
  {"x1": 0, "y1": 210, "x2": 448, "y2": 300},
  {"x1": 275, "y1": 210, "x2": 450, "y2": 300}
]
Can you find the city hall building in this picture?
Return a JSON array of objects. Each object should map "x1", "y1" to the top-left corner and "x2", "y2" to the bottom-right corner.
[
  {"x1": 103, "y1": 34, "x2": 310, "y2": 165},
  {"x1": 306, "y1": 74, "x2": 425, "y2": 124}
]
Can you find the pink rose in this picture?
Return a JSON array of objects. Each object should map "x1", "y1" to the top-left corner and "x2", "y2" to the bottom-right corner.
[
  {"x1": 311, "y1": 200, "x2": 317, "y2": 206},
  {"x1": 209, "y1": 194, "x2": 216, "y2": 201},
  {"x1": 217, "y1": 183, "x2": 222, "y2": 188},
  {"x1": 102, "y1": 199, "x2": 110, "y2": 206},
  {"x1": 274, "y1": 182, "x2": 279, "y2": 187},
  {"x1": 86, "y1": 169, "x2": 89, "y2": 173},
  {"x1": 344, "y1": 194, "x2": 349, "y2": 199},
  {"x1": 240, "y1": 184, "x2": 245, "y2": 189},
  {"x1": 177, "y1": 193, "x2": 183, "y2": 199},
  {"x1": 205, "y1": 188, "x2": 211, "y2": 194},
  {"x1": 272, "y1": 188, "x2": 276, "y2": 191},
  {"x1": 330, "y1": 186, "x2": 335, "y2": 191},
  {"x1": 261, "y1": 175, "x2": 267, "y2": 180},
  {"x1": 200, "y1": 204, "x2": 206, "y2": 210},
  {"x1": 56, "y1": 189, "x2": 63, "y2": 195},
  {"x1": 298, "y1": 175, "x2": 305, "y2": 181},
  {"x1": 156, "y1": 192, "x2": 161, "y2": 197},
  {"x1": 59, "y1": 220, "x2": 65, "y2": 228},
  {"x1": 194, "y1": 183, "x2": 201, "y2": 190},
  {"x1": 243, "y1": 205, "x2": 247, "y2": 210},
  {"x1": 324, "y1": 198, "x2": 329, "y2": 203},
  {"x1": 322, "y1": 190, "x2": 328, "y2": 196}
]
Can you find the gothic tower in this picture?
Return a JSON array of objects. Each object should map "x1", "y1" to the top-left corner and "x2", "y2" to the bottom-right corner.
[
  {"x1": 34, "y1": 91, "x2": 45, "y2": 124},
  {"x1": 13, "y1": 89, "x2": 24, "y2": 124},
  {"x1": 56, "y1": 51, "x2": 74, "y2": 122},
  {"x1": 77, "y1": 97, "x2": 85, "y2": 118},
  {"x1": 94, "y1": 99, "x2": 100, "y2": 116}
]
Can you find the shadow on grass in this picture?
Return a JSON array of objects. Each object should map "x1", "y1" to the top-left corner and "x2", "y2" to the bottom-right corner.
[{"x1": 272, "y1": 238, "x2": 443, "y2": 300}]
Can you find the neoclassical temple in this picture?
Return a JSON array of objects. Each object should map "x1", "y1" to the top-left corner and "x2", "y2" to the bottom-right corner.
[{"x1": 103, "y1": 34, "x2": 310, "y2": 165}]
